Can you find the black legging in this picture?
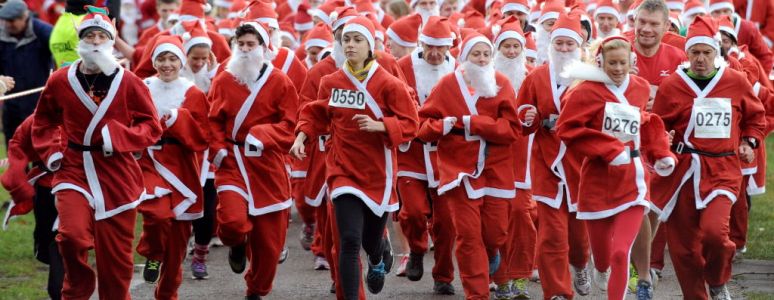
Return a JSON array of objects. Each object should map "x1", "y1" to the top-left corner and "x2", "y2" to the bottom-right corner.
[
  {"x1": 33, "y1": 185, "x2": 64, "y2": 300},
  {"x1": 192, "y1": 179, "x2": 218, "y2": 245},
  {"x1": 334, "y1": 194, "x2": 389, "y2": 300}
]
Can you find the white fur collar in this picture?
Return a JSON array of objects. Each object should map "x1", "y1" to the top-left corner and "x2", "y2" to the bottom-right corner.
[
  {"x1": 560, "y1": 60, "x2": 615, "y2": 84},
  {"x1": 144, "y1": 76, "x2": 195, "y2": 114}
]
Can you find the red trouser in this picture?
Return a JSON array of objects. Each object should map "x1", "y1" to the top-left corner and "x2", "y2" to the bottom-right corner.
[
  {"x1": 492, "y1": 189, "x2": 537, "y2": 284},
  {"x1": 445, "y1": 187, "x2": 510, "y2": 300},
  {"x1": 396, "y1": 177, "x2": 456, "y2": 283},
  {"x1": 535, "y1": 200, "x2": 590, "y2": 300},
  {"x1": 649, "y1": 225, "x2": 667, "y2": 270},
  {"x1": 292, "y1": 178, "x2": 316, "y2": 226},
  {"x1": 137, "y1": 196, "x2": 193, "y2": 300},
  {"x1": 587, "y1": 206, "x2": 644, "y2": 300},
  {"x1": 310, "y1": 200, "x2": 327, "y2": 258},
  {"x1": 729, "y1": 176, "x2": 750, "y2": 250},
  {"x1": 55, "y1": 190, "x2": 136, "y2": 300},
  {"x1": 666, "y1": 185, "x2": 735, "y2": 300},
  {"x1": 217, "y1": 192, "x2": 289, "y2": 297}
]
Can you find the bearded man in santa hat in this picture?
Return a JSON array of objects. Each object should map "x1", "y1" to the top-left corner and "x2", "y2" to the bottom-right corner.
[{"x1": 32, "y1": 6, "x2": 162, "y2": 299}]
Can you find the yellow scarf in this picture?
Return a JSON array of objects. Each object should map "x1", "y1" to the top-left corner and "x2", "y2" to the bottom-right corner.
[{"x1": 345, "y1": 59, "x2": 374, "y2": 81}]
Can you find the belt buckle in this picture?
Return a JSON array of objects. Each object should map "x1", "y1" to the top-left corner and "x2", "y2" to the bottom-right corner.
[{"x1": 675, "y1": 142, "x2": 685, "y2": 154}]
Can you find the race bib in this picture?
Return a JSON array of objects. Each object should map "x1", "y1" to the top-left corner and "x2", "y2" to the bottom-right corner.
[
  {"x1": 602, "y1": 102, "x2": 641, "y2": 143},
  {"x1": 692, "y1": 98, "x2": 732, "y2": 139},
  {"x1": 328, "y1": 88, "x2": 366, "y2": 110}
]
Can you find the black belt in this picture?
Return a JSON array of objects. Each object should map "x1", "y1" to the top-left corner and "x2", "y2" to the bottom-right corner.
[
  {"x1": 673, "y1": 142, "x2": 735, "y2": 157},
  {"x1": 226, "y1": 138, "x2": 244, "y2": 146},
  {"x1": 448, "y1": 128, "x2": 466, "y2": 136},
  {"x1": 68, "y1": 141, "x2": 103, "y2": 152},
  {"x1": 630, "y1": 149, "x2": 640, "y2": 158},
  {"x1": 154, "y1": 137, "x2": 181, "y2": 146}
]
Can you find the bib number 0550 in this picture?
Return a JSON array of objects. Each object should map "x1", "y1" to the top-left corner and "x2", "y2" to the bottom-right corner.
[{"x1": 329, "y1": 88, "x2": 366, "y2": 110}]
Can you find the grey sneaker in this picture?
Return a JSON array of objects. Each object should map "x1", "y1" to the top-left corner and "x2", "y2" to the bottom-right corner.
[
  {"x1": 572, "y1": 265, "x2": 591, "y2": 296},
  {"x1": 299, "y1": 223, "x2": 314, "y2": 251},
  {"x1": 278, "y1": 247, "x2": 289, "y2": 264},
  {"x1": 494, "y1": 282, "x2": 514, "y2": 300},
  {"x1": 636, "y1": 280, "x2": 653, "y2": 300},
  {"x1": 433, "y1": 281, "x2": 455, "y2": 295},
  {"x1": 709, "y1": 285, "x2": 732, "y2": 300},
  {"x1": 549, "y1": 296, "x2": 568, "y2": 300},
  {"x1": 593, "y1": 268, "x2": 610, "y2": 291},
  {"x1": 191, "y1": 259, "x2": 209, "y2": 279},
  {"x1": 314, "y1": 255, "x2": 329, "y2": 270},
  {"x1": 511, "y1": 278, "x2": 530, "y2": 299}
]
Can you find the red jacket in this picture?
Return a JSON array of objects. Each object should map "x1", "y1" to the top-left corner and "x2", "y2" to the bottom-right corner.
[{"x1": 734, "y1": 0, "x2": 774, "y2": 50}]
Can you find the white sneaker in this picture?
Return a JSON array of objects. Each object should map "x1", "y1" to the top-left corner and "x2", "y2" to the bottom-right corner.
[
  {"x1": 530, "y1": 268, "x2": 540, "y2": 282},
  {"x1": 649, "y1": 268, "x2": 659, "y2": 288},
  {"x1": 709, "y1": 285, "x2": 732, "y2": 300},
  {"x1": 572, "y1": 265, "x2": 591, "y2": 296},
  {"x1": 209, "y1": 237, "x2": 224, "y2": 247},
  {"x1": 593, "y1": 268, "x2": 610, "y2": 291}
]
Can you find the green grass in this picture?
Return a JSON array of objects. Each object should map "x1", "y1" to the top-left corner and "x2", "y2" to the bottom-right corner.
[{"x1": 744, "y1": 137, "x2": 774, "y2": 261}]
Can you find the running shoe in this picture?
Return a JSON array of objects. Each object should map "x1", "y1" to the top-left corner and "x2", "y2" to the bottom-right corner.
[
  {"x1": 511, "y1": 278, "x2": 530, "y2": 299},
  {"x1": 494, "y1": 282, "x2": 514, "y2": 300},
  {"x1": 395, "y1": 255, "x2": 409, "y2": 277},
  {"x1": 406, "y1": 252, "x2": 424, "y2": 281},
  {"x1": 381, "y1": 238, "x2": 394, "y2": 273},
  {"x1": 299, "y1": 223, "x2": 314, "y2": 251},
  {"x1": 530, "y1": 269, "x2": 540, "y2": 282},
  {"x1": 245, "y1": 295, "x2": 260, "y2": 300},
  {"x1": 228, "y1": 244, "x2": 246, "y2": 274},
  {"x1": 330, "y1": 282, "x2": 336, "y2": 294},
  {"x1": 636, "y1": 280, "x2": 653, "y2": 300},
  {"x1": 572, "y1": 265, "x2": 591, "y2": 296},
  {"x1": 210, "y1": 236, "x2": 224, "y2": 247},
  {"x1": 314, "y1": 255, "x2": 330, "y2": 270},
  {"x1": 433, "y1": 281, "x2": 455, "y2": 295},
  {"x1": 709, "y1": 285, "x2": 732, "y2": 300},
  {"x1": 278, "y1": 247, "x2": 289, "y2": 264},
  {"x1": 593, "y1": 268, "x2": 610, "y2": 291},
  {"x1": 549, "y1": 296, "x2": 568, "y2": 300},
  {"x1": 143, "y1": 259, "x2": 162, "y2": 283},
  {"x1": 649, "y1": 268, "x2": 659, "y2": 288},
  {"x1": 366, "y1": 260, "x2": 387, "y2": 294},
  {"x1": 191, "y1": 259, "x2": 209, "y2": 279}
]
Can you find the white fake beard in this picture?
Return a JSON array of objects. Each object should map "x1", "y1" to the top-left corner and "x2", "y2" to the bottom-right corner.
[
  {"x1": 270, "y1": 30, "x2": 282, "y2": 58},
  {"x1": 413, "y1": 53, "x2": 454, "y2": 102},
  {"x1": 549, "y1": 47, "x2": 581, "y2": 86},
  {"x1": 462, "y1": 61, "x2": 499, "y2": 98},
  {"x1": 596, "y1": 27, "x2": 621, "y2": 39},
  {"x1": 77, "y1": 39, "x2": 120, "y2": 75},
  {"x1": 181, "y1": 64, "x2": 212, "y2": 93},
  {"x1": 416, "y1": 6, "x2": 440, "y2": 25},
  {"x1": 226, "y1": 46, "x2": 265, "y2": 85},
  {"x1": 535, "y1": 26, "x2": 551, "y2": 65},
  {"x1": 148, "y1": 77, "x2": 187, "y2": 117},
  {"x1": 494, "y1": 51, "x2": 527, "y2": 92},
  {"x1": 333, "y1": 41, "x2": 346, "y2": 68}
]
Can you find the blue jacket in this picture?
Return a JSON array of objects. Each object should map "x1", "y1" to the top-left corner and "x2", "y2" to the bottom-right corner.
[{"x1": 0, "y1": 17, "x2": 54, "y2": 114}]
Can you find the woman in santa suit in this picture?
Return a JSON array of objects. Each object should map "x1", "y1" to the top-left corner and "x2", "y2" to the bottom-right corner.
[
  {"x1": 134, "y1": 35, "x2": 211, "y2": 299},
  {"x1": 556, "y1": 36, "x2": 676, "y2": 300},
  {"x1": 416, "y1": 33, "x2": 521, "y2": 300},
  {"x1": 290, "y1": 16, "x2": 418, "y2": 299},
  {"x1": 208, "y1": 22, "x2": 298, "y2": 299}
]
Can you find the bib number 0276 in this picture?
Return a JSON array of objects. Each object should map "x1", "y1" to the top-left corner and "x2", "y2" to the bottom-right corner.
[
  {"x1": 329, "y1": 88, "x2": 366, "y2": 110},
  {"x1": 603, "y1": 117, "x2": 639, "y2": 135}
]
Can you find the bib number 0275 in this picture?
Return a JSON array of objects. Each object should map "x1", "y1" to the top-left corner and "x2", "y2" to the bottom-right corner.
[{"x1": 329, "y1": 88, "x2": 366, "y2": 110}]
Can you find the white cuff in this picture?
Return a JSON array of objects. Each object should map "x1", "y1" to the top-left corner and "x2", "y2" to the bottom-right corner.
[
  {"x1": 654, "y1": 157, "x2": 676, "y2": 176},
  {"x1": 442, "y1": 117, "x2": 456, "y2": 135},
  {"x1": 213, "y1": 148, "x2": 228, "y2": 168},
  {"x1": 208, "y1": 65, "x2": 219, "y2": 79},
  {"x1": 462, "y1": 115, "x2": 472, "y2": 136},
  {"x1": 398, "y1": 141, "x2": 411, "y2": 152},
  {"x1": 46, "y1": 152, "x2": 63, "y2": 171},
  {"x1": 101, "y1": 125, "x2": 113, "y2": 156},
  {"x1": 165, "y1": 108, "x2": 178, "y2": 127},
  {"x1": 244, "y1": 134, "x2": 264, "y2": 157},
  {"x1": 517, "y1": 104, "x2": 536, "y2": 127},
  {"x1": 610, "y1": 149, "x2": 631, "y2": 166}
]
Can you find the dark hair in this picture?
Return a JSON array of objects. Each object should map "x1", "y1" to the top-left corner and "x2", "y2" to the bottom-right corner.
[
  {"x1": 234, "y1": 24, "x2": 265, "y2": 45},
  {"x1": 187, "y1": 43, "x2": 211, "y2": 54},
  {"x1": 720, "y1": 31, "x2": 737, "y2": 46},
  {"x1": 156, "y1": 0, "x2": 180, "y2": 5}
]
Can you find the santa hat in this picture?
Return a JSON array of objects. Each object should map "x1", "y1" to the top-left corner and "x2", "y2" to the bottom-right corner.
[
  {"x1": 363, "y1": 13, "x2": 385, "y2": 41},
  {"x1": 538, "y1": 0, "x2": 564, "y2": 24},
  {"x1": 627, "y1": 0, "x2": 643, "y2": 20},
  {"x1": 304, "y1": 23, "x2": 334, "y2": 49},
  {"x1": 486, "y1": 0, "x2": 501, "y2": 11},
  {"x1": 214, "y1": 0, "x2": 232, "y2": 9},
  {"x1": 682, "y1": 0, "x2": 706, "y2": 19},
  {"x1": 294, "y1": 4, "x2": 314, "y2": 32},
  {"x1": 572, "y1": 7, "x2": 594, "y2": 42},
  {"x1": 493, "y1": 16, "x2": 526, "y2": 49},
  {"x1": 668, "y1": 11, "x2": 682, "y2": 30},
  {"x1": 529, "y1": 2, "x2": 542, "y2": 23},
  {"x1": 550, "y1": 12, "x2": 583, "y2": 44},
  {"x1": 501, "y1": 0, "x2": 530, "y2": 15},
  {"x1": 586, "y1": 2, "x2": 598, "y2": 14},
  {"x1": 717, "y1": 15, "x2": 737, "y2": 42},
  {"x1": 179, "y1": 20, "x2": 212, "y2": 54},
  {"x1": 666, "y1": 0, "x2": 684, "y2": 12},
  {"x1": 331, "y1": 6, "x2": 359, "y2": 31},
  {"x1": 244, "y1": 0, "x2": 280, "y2": 29},
  {"x1": 708, "y1": 0, "x2": 735, "y2": 13},
  {"x1": 241, "y1": 21, "x2": 272, "y2": 47},
  {"x1": 227, "y1": 0, "x2": 247, "y2": 18},
  {"x1": 152, "y1": 35, "x2": 187, "y2": 66},
  {"x1": 458, "y1": 33, "x2": 493, "y2": 63},
  {"x1": 685, "y1": 15, "x2": 721, "y2": 52},
  {"x1": 457, "y1": 10, "x2": 486, "y2": 28},
  {"x1": 279, "y1": 21, "x2": 299, "y2": 46},
  {"x1": 218, "y1": 18, "x2": 236, "y2": 37},
  {"x1": 179, "y1": 0, "x2": 210, "y2": 22},
  {"x1": 594, "y1": 35, "x2": 632, "y2": 58},
  {"x1": 342, "y1": 16, "x2": 376, "y2": 53},
  {"x1": 308, "y1": 0, "x2": 343, "y2": 26},
  {"x1": 410, "y1": 0, "x2": 438, "y2": 8},
  {"x1": 386, "y1": 14, "x2": 422, "y2": 47},
  {"x1": 524, "y1": 31, "x2": 537, "y2": 59},
  {"x1": 593, "y1": 0, "x2": 620, "y2": 20},
  {"x1": 420, "y1": 16, "x2": 455, "y2": 46},
  {"x1": 77, "y1": 6, "x2": 116, "y2": 40}
]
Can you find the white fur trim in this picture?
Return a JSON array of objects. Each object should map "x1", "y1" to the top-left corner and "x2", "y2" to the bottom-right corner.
[
  {"x1": 213, "y1": 0, "x2": 232, "y2": 8},
  {"x1": 609, "y1": 148, "x2": 630, "y2": 165},
  {"x1": 256, "y1": 17, "x2": 279, "y2": 29},
  {"x1": 295, "y1": 21, "x2": 314, "y2": 32},
  {"x1": 708, "y1": 2, "x2": 734, "y2": 13},
  {"x1": 654, "y1": 157, "x2": 675, "y2": 176},
  {"x1": 343, "y1": 23, "x2": 375, "y2": 53},
  {"x1": 185, "y1": 36, "x2": 212, "y2": 54},
  {"x1": 459, "y1": 36, "x2": 493, "y2": 63},
  {"x1": 46, "y1": 152, "x2": 63, "y2": 171},
  {"x1": 495, "y1": 31, "x2": 526, "y2": 49},
  {"x1": 550, "y1": 28, "x2": 583, "y2": 45},
  {"x1": 503, "y1": 3, "x2": 530, "y2": 14},
  {"x1": 667, "y1": 1, "x2": 685, "y2": 11},
  {"x1": 560, "y1": 60, "x2": 615, "y2": 84},
  {"x1": 685, "y1": 36, "x2": 720, "y2": 52},
  {"x1": 419, "y1": 33, "x2": 454, "y2": 46},
  {"x1": 244, "y1": 134, "x2": 264, "y2": 157},
  {"x1": 101, "y1": 125, "x2": 113, "y2": 156},
  {"x1": 308, "y1": 9, "x2": 331, "y2": 25},
  {"x1": 212, "y1": 148, "x2": 227, "y2": 168},
  {"x1": 152, "y1": 43, "x2": 187, "y2": 66},
  {"x1": 78, "y1": 15, "x2": 116, "y2": 39},
  {"x1": 305, "y1": 38, "x2": 331, "y2": 50},
  {"x1": 594, "y1": 6, "x2": 620, "y2": 19},
  {"x1": 332, "y1": 16, "x2": 356, "y2": 31},
  {"x1": 524, "y1": 48, "x2": 537, "y2": 58},
  {"x1": 242, "y1": 22, "x2": 271, "y2": 47},
  {"x1": 538, "y1": 11, "x2": 559, "y2": 25},
  {"x1": 165, "y1": 108, "x2": 178, "y2": 127},
  {"x1": 386, "y1": 28, "x2": 417, "y2": 47},
  {"x1": 683, "y1": 6, "x2": 706, "y2": 18},
  {"x1": 719, "y1": 25, "x2": 737, "y2": 40}
]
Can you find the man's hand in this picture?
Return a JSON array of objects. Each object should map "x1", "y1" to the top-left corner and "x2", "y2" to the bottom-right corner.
[
  {"x1": 667, "y1": 130, "x2": 675, "y2": 146},
  {"x1": 739, "y1": 142, "x2": 754, "y2": 163},
  {"x1": 290, "y1": 132, "x2": 308, "y2": 160},
  {"x1": 353, "y1": 114, "x2": 386, "y2": 133},
  {"x1": 523, "y1": 107, "x2": 537, "y2": 125},
  {"x1": 207, "y1": 51, "x2": 218, "y2": 71}
]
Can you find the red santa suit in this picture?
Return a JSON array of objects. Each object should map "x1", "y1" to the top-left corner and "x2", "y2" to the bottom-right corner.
[
  {"x1": 557, "y1": 68, "x2": 676, "y2": 299},
  {"x1": 32, "y1": 59, "x2": 162, "y2": 299},
  {"x1": 734, "y1": 0, "x2": 774, "y2": 49},
  {"x1": 394, "y1": 17, "x2": 458, "y2": 285},
  {"x1": 133, "y1": 25, "x2": 232, "y2": 78},
  {"x1": 651, "y1": 34, "x2": 766, "y2": 298},
  {"x1": 515, "y1": 14, "x2": 592, "y2": 297},
  {"x1": 135, "y1": 64, "x2": 210, "y2": 298},
  {"x1": 417, "y1": 34, "x2": 519, "y2": 299}
]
